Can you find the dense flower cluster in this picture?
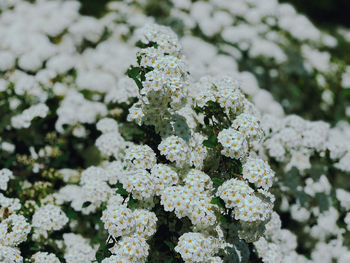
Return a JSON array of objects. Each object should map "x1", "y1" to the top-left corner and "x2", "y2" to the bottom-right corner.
[
  {"x1": 32, "y1": 252, "x2": 60, "y2": 263},
  {"x1": 174, "y1": 232, "x2": 226, "y2": 263},
  {"x1": 0, "y1": 0, "x2": 350, "y2": 262},
  {"x1": 31, "y1": 204, "x2": 68, "y2": 238}
]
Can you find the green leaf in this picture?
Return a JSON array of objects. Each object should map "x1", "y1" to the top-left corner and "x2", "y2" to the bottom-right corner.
[
  {"x1": 210, "y1": 197, "x2": 225, "y2": 208},
  {"x1": 127, "y1": 67, "x2": 141, "y2": 79},
  {"x1": 212, "y1": 177, "x2": 224, "y2": 186},
  {"x1": 233, "y1": 238, "x2": 250, "y2": 263},
  {"x1": 135, "y1": 40, "x2": 148, "y2": 48},
  {"x1": 283, "y1": 167, "x2": 301, "y2": 190},
  {"x1": 223, "y1": 246, "x2": 239, "y2": 263},
  {"x1": 220, "y1": 215, "x2": 229, "y2": 225},
  {"x1": 193, "y1": 106, "x2": 204, "y2": 113},
  {"x1": 206, "y1": 100, "x2": 220, "y2": 109},
  {"x1": 204, "y1": 116, "x2": 210, "y2": 126},
  {"x1": 203, "y1": 134, "x2": 217, "y2": 148},
  {"x1": 137, "y1": 55, "x2": 142, "y2": 65},
  {"x1": 81, "y1": 145, "x2": 101, "y2": 167},
  {"x1": 164, "y1": 240, "x2": 175, "y2": 250},
  {"x1": 316, "y1": 193, "x2": 330, "y2": 212},
  {"x1": 295, "y1": 191, "x2": 310, "y2": 206},
  {"x1": 95, "y1": 243, "x2": 112, "y2": 263},
  {"x1": 62, "y1": 206, "x2": 78, "y2": 220},
  {"x1": 116, "y1": 183, "x2": 128, "y2": 196},
  {"x1": 4, "y1": 155, "x2": 16, "y2": 168},
  {"x1": 82, "y1": 201, "x2": 92, "y2": 208},
  {"x1": 134, "y1": 78, "x2": 143, "y2": 90},
  {"x1": 127, "y1": 197, "x2": 138, "y2": 209}
]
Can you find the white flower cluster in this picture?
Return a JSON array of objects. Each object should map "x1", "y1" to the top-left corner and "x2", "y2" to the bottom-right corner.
[
  {"x1": 104, "y1": 76, "x2": 139, "y2": 104},
  {"x1": 0, "y1": 194, "x2": 21, "y2": 219},
  {"x1": 174, "y1": 232, "x2": 226, "y2": 263},
  {"x1": 56, "y1": 90, "x2": 107, "y2": 133},
  {"x1": 121, "y1": 169, "x2": 154, "y2": 201},
  {"x1": 125, "y1": 145, "x2": 156, "y2": 170},
  {"x1": 262, "y1": 114, "x2": 329, "y2": 169},
  {"x1": 161, "y1": 184, "x2": 216, "y2": 228},
  {"x1": 32, "y1": 204, "x2": 68, "y2": 238},
  {"x1": 2, "y1": 0, "x2": 349, "y2": 261},
  {"x1": 105, "y1": 235, "x2": 150, "y2": 263},
  {"x1": 0, "y1": 245, "x2": 22, "y2": 263},
  {"x1": 0, "y1": 169, "x2": 14, "y2": 191},
  {"x1": 158, "y1": 133, "x2": 208, "y2": 168},
  {"x1": 262, "y1": 114, "x2": 350, "y2": 173},
  {"x1": 254, "y1": 212, "x2": 303, "y2": 263},
  {"x1": 78, "y1": 166, "x2": 115, "y2": 212},
  {"x1": 217, "y1": 178, "x2": 271, "y2": 222},
  {"x1": 218, "y1": 128, "x2": 248, "y2": 159},
  {"x1": 0, "y1": 214, "x2": 31, "y2": 246},
  {"x1": 31, "y1": 252, "x2": 60, "y2": 263},
  {"x1": 0, "y1": 213, "x2": 30, "y2": 263},
  {"x1": 63, "y1": 233, "x2": 97, "y2": 263},
  {"x1": 128, "y1": 24, "x2": 189, "y2": 137},
  {"x1": 196, "y1": 76, "x2": 245, "y2": 114},
  {"x1": 102, "y1": 194, "x2": 157, "y2": 240},
  {"x1": 158, "y1": 135, "x2": 190, "y2": 167},
  {"x1": 11, "y1": 103, "x2": 49, "y2": 129},
  {"x1": 151, "y1": 164, "x2": 179, "y2": 195},
  {"x1": 95, "y1": 118, "x2": 127, "y2": 158},
  {"x1": 243, "y1": 157, "x2": 274, "y2": 190}
]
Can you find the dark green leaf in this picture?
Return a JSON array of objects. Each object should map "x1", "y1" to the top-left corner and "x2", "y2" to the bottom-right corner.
[
  {"x1": 210, "y1": 197, "x2": 225, "y2": 208},
  {"x1": 62, "y1": 206, "x2": 78, "y2": 220},
  {"x1": 127, "y1": 197, "x2": 138, "y2": 209},
  {"x1": 223, "y1": 246, "x2": 239, "y2": 263},
  {"x1": 316, "y1": 193, "x2": 330, "y2": 212},
  {"x1": 203, "y1": 134, "x2": 217, "y2": 148},
  {"x1": 212, "y1": 177, "x2": 224, "y2": 186},
  {"x1": 164, "y1": 240, "x2": 175, "y2": 250},
  {"x1": 233, "y1": 238, "x2": 250, "y2": 263},
  {"x1": 135, "y1": 40, "x2": 148, "y2": 48},
  {"x1": 116, "y1": 183, "x2": 128, "y2": 196},
  {"x1": 204, "y1": 116, "x2": 210, "y2": 126},
  {"x1": 82, "y1": 201, "x2": 92, "y2": 208},
  {"x1": 193, "y1": 106, "x2": 204, "y2": 113},
  {"x1": 127, "y1": 67, "x2": 141, "y2": 79},
  {"x1": 295, "y1": 191, "x2": 310, "y2": 206},
  {"x1": 206, "y1": 100, "x2": 220, "y2": 109},
  {"x1": 220, "y1": 215, "x2": 229, "y2": 225},
  {"x1": 96, "y1": 243, "x2": 111, "y2": 263},
  {"x1": 134, "y1": 78, "x2": 143, "y2": 90}
]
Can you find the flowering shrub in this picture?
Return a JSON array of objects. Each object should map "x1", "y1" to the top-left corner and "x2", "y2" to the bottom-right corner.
[{"x1": 0, "y1": 0, "x2": 350, "y2": 263}]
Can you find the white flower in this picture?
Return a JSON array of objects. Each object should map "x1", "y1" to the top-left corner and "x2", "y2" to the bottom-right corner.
[
  {"x1": 0, "y1": 169, "x2": 14, "y2": 191},
  {"x1": 242, "y1": 157, "x2": 275, "y2": 190},
  {"x1": 11, "y1": 103, "x2": 49, "y2": 129},
  {"x1": 32, "y1": 252, "x2": 60, "y2": 263},
  {"x1": 0, "y1": 214, "x2": 31, "y2": 246},
  {"x1": 158, "y1": 135, "x2": 190, "y2": 167},
  {"x1": 218, "y1": 128, "x2": 248, "y2": 159},
  {"x1": 32, "y1": 204, "x2": 68, "y2": 238}
]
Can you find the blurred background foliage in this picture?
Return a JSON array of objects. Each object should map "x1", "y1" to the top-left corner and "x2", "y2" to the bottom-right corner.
[
  {"x1": 77, "y1": 0, "x2": 350, "y2": 125},
  {"x1": 281, "y1": 0, "x2": 350, "y2": 28}
]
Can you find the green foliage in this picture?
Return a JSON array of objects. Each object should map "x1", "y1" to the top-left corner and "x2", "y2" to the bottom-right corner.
[
  {"x1": 203, "y1": 134, "x2": 218, "y2": 148},
  {"x1": 211, "y1": 177, "x2": 224, "y2": 186},
  {"x1": 210, "y1": 197, "x2": 226, "y2": 209},
  {"x1": 116, "y1": 182, "x2": 128, "y2": 196},
  {"x1": 96, "y1": 243, "x2": 112, "y2": 263}
]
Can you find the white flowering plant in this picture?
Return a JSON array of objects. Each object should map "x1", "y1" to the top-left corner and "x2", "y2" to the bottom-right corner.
[{"x1": 1, "y1": 1, "x2": 350, "y2": 263}]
